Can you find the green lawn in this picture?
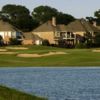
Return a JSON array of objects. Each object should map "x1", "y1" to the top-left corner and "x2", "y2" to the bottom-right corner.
[
  {"x1": 0, "y1": 85, "x2": 47, "y2": 100},
  {"x1": 0, "y1": 45, "x2": 100, "y2": 67}
]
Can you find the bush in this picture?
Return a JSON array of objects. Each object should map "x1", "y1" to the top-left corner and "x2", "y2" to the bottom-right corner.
[
  {"x1": 75, "y1": 43, "x2": 87, "y2": 48},
  {"x1": 10, "y1": 38, "x2": 22, "y2": 45},
  {"x1": 94, "y1": 32, "x2": 100, "y2": 46},
  {"x1": 86, "y1": 40, "x2": 93, "y2": 48},
  {"x1": 0, "y1": 35, "x2": 4, "y2": 46},
  {"x1": 42, "y1": 39, "x2": 50, "y2": 46}
]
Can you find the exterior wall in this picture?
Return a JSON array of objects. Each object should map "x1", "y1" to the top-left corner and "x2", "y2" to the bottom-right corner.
[
  {"x1": 22, "y1": 39, "x2": 34, "y2": 45},
  {"x1": 35, "y1": 40, "x2": 42, "y2": 45},
  {"x1": 74, "y1": 31, "x2": 85, "y2": 36},
  {"x1": 33, "y1": 32, "x2": 55, "y2": 44},
  {"x1": 0, "y1": 31, "x2": 11, "y2": 38},
  {"x1": 0, "y1": 31, "x2": 16, "y2": 44}
]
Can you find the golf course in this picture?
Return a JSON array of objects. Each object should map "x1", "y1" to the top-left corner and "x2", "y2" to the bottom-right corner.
[{"x1": 0, "y1": 45, "x2": 100, "y2": 67}]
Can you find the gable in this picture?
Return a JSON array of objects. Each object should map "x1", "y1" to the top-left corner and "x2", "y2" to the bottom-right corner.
[
  {"x1": 0, "y1": 20, "x2": 16, "y2": 32},
  {"x1": 66, "y1": 19, "x2": 100, "y2": 32},
  {"x1": 66, "y1": 20, "x2": 87, "y2": 32},
  {"x1": 33, "y1": 21, "x2": 55, "y2": 32}
]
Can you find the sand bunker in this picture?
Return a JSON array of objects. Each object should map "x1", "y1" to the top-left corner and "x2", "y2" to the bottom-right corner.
[
  {"x1": 92, "y1": 49, "x2": 100, "y2": 52},
  {"x1": 0, "y1": 49, "x2": 7, "y2": 52},
  {"x1": 0, "y1": 52, "x2": 16, "y2": 54},
  {"x1": 6, "y1": 47, "x2": 28, "y2": 50},
  {"x1": 17, "y1": 52, "x2": 67, "y2": 58}
]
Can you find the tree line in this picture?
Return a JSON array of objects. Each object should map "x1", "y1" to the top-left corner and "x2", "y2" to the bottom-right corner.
[{"x1": 0, "y1": 4, "x2": 75, "y2": 32}]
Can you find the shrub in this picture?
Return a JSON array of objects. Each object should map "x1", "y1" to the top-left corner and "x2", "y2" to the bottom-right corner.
[
  {"x1": 94, "y1": 32, "x2": 100, "y2": 46},
  {"x1": 75, "y1": 43, "x2": 87, "y2": 48},
  {"x1": 10, "y1": 38, "x2": 22, "y2": 45},
  {"x1": 86, "y1": 40, "x2": 93, "y2": 48},
  {"x1": 0, "y1": 35, "x2": 4, "y2": 46},
  {"x1": 42, "y1": 39, "x2": 50, "y2": 46}
]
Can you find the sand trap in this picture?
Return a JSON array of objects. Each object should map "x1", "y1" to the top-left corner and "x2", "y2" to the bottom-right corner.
[
  {"x1": 92, "y1": 49, "x2": 100, "y2": 52},
  {"x1": 6, "y1": 47, "x2": 28, "y2": 50},
  {"x1": 0, "y1": 52, "x2": 16, "y2": 54},
  {"x1": 17, "y1": 52, "x2": 67, "y2": 58},
  {"x1": 0, "y1": 49, "x2": 7, "y2": 52}
]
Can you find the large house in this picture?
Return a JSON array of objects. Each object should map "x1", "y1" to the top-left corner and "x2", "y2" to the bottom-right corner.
[
  {"x1": 0, "y1": 20, "x2": 22, "y2": 44},
  {"x1": 32, "y1": 18, "x2": 56, "y2": 45},
  {"x1": 55, "y1": 19, "x2": 100, "y2": 45},
  {"x1": 32, "y1": 17, "x2": 76, "y2": 45},
  {"x1": 32, "y1": 18, "x2": 100, "y2": 46}
]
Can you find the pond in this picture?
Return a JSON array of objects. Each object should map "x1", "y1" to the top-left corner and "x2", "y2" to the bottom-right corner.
[{"x1": 0, "y1": 67, "x2": 100, "y2": 100}]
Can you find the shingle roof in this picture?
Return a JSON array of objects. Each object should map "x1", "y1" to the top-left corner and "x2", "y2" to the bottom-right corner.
[
  {"x1": 33, "y1": 19, "x2": 100, "y2": 33},
  {"x1": 0, "y1": 20, "x2": 16, "y2": 31},
  {"x1": 66, "y1": 19, "x2": 100, "y2": 32},
  {"x1": 33, "y1": 21, "x2": 55, "y2": 32},
  {"x1": 23, "y1": 32, "x2": 34, "y2": 40},
  {"x1": 33, "y1": 21, "x2": 68, "y2": 32},
  {"x1": 55, "y1": 24, "x2": 67, "y2": 31}
]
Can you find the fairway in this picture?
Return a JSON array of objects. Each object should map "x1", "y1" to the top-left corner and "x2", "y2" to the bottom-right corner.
[{"x1": 0, "y1": 45, "x2": 100, "y2": 67}]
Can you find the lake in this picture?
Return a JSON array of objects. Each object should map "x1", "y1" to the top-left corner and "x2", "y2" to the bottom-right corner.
[{"x1": 0, "y1": 67, "x2": 100, "y2": 100}]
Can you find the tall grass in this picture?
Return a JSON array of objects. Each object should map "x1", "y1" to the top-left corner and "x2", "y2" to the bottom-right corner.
[{"x1": 0, "y1": 85, "x2": 47, "y2": 100}]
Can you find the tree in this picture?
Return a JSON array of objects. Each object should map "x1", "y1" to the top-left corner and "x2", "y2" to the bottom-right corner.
[
  {"x1": 84, "y1": 32, "x2": 93, "y2": 47},
  {"x1": 94, "y1": 9, "x2": 100, "y2": 18},
  {"x1": 32, "y1": 5, "x2": 58, "y2": 24},
  {"x1": 56, "y1": 12, "x2": 75, "y2": 25},
  {"x1": 94, "y1": 9, "x2": 100, "y2": 26},
  {"x1": 94, "y1": 32, "x2": 100, "y2": 46},
  {"x1": 86, "y1": 16, "x2": 95, "y2": 24},
  {"x1": 1, "y1": 4, "x2": 38, "y2": 32},
  {"x1": 32, "y1": 5, "x2": 75, "y2": 25}
]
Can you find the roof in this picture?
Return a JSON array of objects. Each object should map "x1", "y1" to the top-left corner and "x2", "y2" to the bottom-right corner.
[
  {"x1": 33, "y1": 21, "x2": 55, "y2": 32},
  {"x1": 55, "y1": 24, "x2": 67, "y2": 32},
  {"x1": 23, "y1": 32, "x2": 43, "y2": 40},
  {"x1": 33, "y1": 18, "x2": 100, "y2": 33},
  {"x1": 33, "y1": 21, "x2": 68, "y2": 32},
  {"x1": 66, "y1": 19, "x2": 100, "y2": 32},
  {"x1": 0, "y1": 20, "x2": 16, "y2": 31},
  {"x1": 23, "y1": 32, "x2": 34, "y2": 40}
]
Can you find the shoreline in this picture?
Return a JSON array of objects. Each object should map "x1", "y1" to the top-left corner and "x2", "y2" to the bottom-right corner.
[{"x1": 0, "y1": 66, "x2": 100, "y2": 69}]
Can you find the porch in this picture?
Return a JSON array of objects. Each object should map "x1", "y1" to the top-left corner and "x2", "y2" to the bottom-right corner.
[{"x1": 54, "y1": 31, "x2": 76, "y2": 47}]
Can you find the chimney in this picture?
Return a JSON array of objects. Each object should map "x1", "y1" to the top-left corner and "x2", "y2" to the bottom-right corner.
[
  {"x1": 52, "y1": 17, "x2": 56, "y2": 26},
  {"x1": 92, "y1": 21, "x2": 97, "y2": 27}
]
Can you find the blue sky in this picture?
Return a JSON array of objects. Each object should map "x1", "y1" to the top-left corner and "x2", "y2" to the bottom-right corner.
[{"x1": 0, "y1": 0, "x2": 100, "y2": 18}]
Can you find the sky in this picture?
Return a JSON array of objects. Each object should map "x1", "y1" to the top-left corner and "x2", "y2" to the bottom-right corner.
[{"x1": 0, "y1": 0, "x2": 100, "y2": 18}]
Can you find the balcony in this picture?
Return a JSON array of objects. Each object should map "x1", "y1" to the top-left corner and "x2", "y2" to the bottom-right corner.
[{"x1": 54, "y1": 32, "x2": 76, "y2": 40}]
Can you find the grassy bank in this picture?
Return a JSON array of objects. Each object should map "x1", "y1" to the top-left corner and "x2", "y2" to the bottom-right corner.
[
  {"x1": 0, "y1": 45, "x2": 100, "y2": 66},
  {"x1": 0, "y1": 85, "x2": 47, "y2": 100}
]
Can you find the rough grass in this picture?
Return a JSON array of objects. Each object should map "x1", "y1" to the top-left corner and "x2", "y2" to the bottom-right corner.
[
  {"x1": 0, "y1": 85, "x2": 47, "y2": 100},
  {"x1": 0, "y1": 45, "x2": 100, "y2": 67}
]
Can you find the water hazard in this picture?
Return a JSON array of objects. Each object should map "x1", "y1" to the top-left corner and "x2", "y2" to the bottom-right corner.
[{"x1": 0, "y1": 67, "x2": 100, "y2": 100}]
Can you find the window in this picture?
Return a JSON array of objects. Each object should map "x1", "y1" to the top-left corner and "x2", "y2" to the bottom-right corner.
[
  {"x1": 16, "y1": 32, "x2": 21, "y2": 36},
  {"x1": 55, "y1": 32, "x2": 60, "y2": 37},
  {"x1": 67, "y1": 32, "x2": 70, "y2": 38},
  {"x1": 11, "y1": 32, "x2": 16, "y2": 38},
  {"x1": 60, "y1": 32, "x2": 67, "y2": 38},
  {"x1": 71, "y1": 33, "x2": 75, "y2": 38}
]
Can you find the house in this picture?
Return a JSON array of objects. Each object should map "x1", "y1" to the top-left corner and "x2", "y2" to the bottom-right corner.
[
  {"x1": 32, "y1": 17, "x2": 76, "y2": 46},
  {"x1": 32, "y1": 18, "x2": 100, "y2": 46},
  {"x1": 55, "y1": 18, "x2": 100, "y2": 45},
  {"x1": 66, "y1": 18, "x2": 100, "y2": 36},
  {"x1": 32, "y1": 18, "x2": 56, "y2": 45},
  {"x1": 0, "y1": 20, "x2": 22, "y2": 44}
]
